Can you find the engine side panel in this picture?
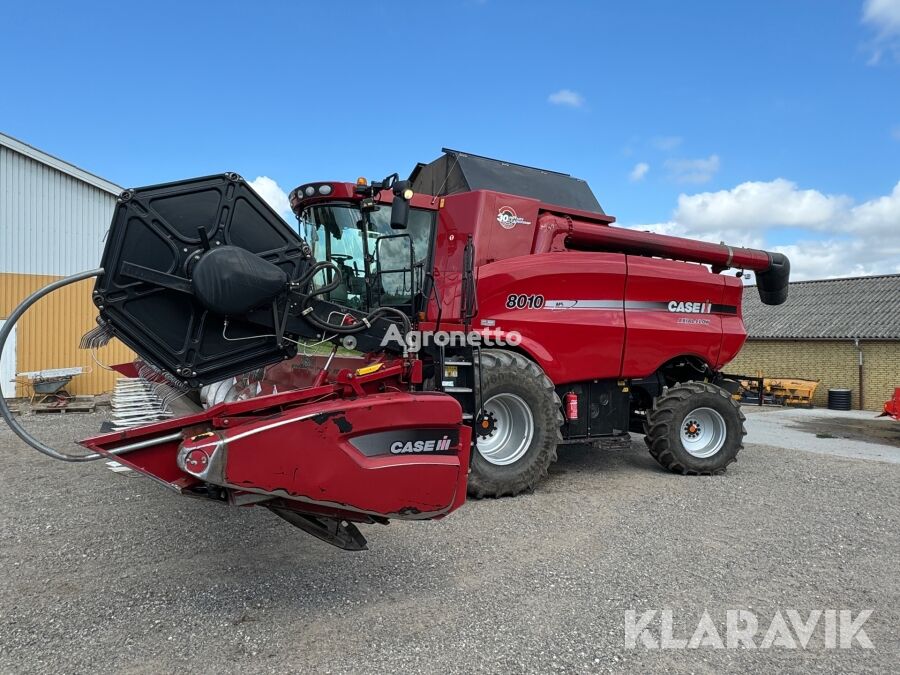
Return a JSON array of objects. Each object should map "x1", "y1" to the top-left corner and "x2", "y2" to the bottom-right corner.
[
  {"x1": 621, "y1": 256, "x2": 728, "y2": 377},
  {"x1": 716, "y1": 275, "x2": 748, "y2": 369},
  {"x1": 472, "y1": 252, "x2": 743, "y2": 382},
  {"x1": 473, "y1": 252, "x2": 627, "y2": 383}
]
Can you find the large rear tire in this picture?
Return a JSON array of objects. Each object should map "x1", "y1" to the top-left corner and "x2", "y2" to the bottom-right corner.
[
  {"x1": 468, "y1": 350, "x2": 563, "y2": 498},
  {"x1": 644, "y1": 381, "x2": 745, "y2": 475}
]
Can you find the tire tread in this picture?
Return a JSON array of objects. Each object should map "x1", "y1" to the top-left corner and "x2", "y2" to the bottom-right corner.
[
  {"x1": 468, "y1": 349, "x2": 561, "y2": 498},
  {"x1": 644, "y1": 381, "x2": 746, "y2": 475}
]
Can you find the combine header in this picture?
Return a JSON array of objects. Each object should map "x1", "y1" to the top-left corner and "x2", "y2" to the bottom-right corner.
[{"x1": 0, "y1": 150, "x2": 790, "y2": 549}]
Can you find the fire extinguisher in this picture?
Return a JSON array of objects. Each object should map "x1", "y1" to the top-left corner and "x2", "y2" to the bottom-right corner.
[{"x1": 564, "y1": 391, "x2": 578, "y2": 421}]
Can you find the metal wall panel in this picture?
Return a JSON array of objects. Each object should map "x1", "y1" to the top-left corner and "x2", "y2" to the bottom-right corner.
[
  {"x1": 0, "y1": 144, "x2": 117, "y2": 276},
  {"x1": 0, "y1": 272, "x2": 134, "y2": 397},
  {"x1": 0, "y1": 140, "x2": 133, "y2": 396},
  {"x1": 0, "y1": 319, "x2": 15, "y2": 397}
]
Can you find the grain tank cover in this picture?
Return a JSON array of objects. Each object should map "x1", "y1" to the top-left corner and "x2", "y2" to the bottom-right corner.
[{"x1": 410, "y1": 148, "x2": 605, "y2": 215}]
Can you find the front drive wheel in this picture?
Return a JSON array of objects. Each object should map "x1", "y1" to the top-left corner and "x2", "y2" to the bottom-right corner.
[
  {"x1": 468, "y1": 350, "x2": 563, "y2": 498},
  {"x1": 644, "y1": 381, "x2": 745, "y2": 475}
]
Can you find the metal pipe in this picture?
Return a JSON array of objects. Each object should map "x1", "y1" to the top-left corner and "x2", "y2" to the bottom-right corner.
[
  {"x1": 855, "y1": 338, "x2": 864, "y2": 410},
  {"x1": 0, "y1": 269, "x2": 109, "y2": 462},
  {"x1": 565, "y1": 223, "x2": 791, "y2": 305},
  {"x1": 567, "y1": 223, "x2": 772, "y2": 271},
  {"x1": 100, "y1": 431, "x2": 185, "y2": 456}
]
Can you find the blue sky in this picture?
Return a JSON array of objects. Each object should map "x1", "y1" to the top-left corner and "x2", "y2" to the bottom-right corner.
[{"x1": 2, "y1": 0, "x2": 898, "y2": 279}]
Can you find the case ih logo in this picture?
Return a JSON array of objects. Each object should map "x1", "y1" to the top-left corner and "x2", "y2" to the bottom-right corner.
[
  {"x1": 668, "y1": 301, "x2": 712, "y2": 314},
  {"x1": 390, "y1": 435, "x2": 454, "y2": 454},
  {"x1": 349, "y1": 429, "x2": 459, "y2": 457},
  {"x1": 497, "y1": 206, "x2": 531, "y2": 229}
]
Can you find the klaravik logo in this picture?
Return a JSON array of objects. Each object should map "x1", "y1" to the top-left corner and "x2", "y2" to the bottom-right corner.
[
  {"x1": 497, "y1": 206, "x2": 531, "y2": 229},
  {"x1": 624, "y1": 608, "x2": 874, "y2": 650}
]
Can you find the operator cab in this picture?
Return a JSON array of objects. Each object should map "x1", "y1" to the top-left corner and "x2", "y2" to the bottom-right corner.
[{"x1": 294, "y1": 183, "x2": 436, "y2": 315}]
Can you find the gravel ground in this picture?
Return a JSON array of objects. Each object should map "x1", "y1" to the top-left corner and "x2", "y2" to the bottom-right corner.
[{"x1": 1, "y1": 409, "x2": 898, "y2": 673}]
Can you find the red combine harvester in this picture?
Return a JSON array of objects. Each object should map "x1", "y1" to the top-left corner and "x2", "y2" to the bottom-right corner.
[{"x1": 0, "y1": 149, "x2": 789, "y2": 549}]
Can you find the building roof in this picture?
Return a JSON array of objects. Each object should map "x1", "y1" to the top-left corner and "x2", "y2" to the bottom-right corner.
[
  {"x1": 743, "y1": 273, "x2": 900, "y2": 340},
  {"x1": 0, "y1": 131, "x2": 122, "y2": 195}
]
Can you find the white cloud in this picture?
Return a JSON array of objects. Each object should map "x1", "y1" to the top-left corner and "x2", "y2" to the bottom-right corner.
[
  {"x1": 548, "y1": 89, "x2": 585, "y2": 108},
  {"x1": 248, "y1": 176, "x2": 291, "y2": 218},
  {"x1": 624, "y1": 179, "x2": 900, "y2": 280},
  {"x1": 650, "y1": 136, "x2": 683, "y2": 151},
  {"x1": 674, "y1": 179, "x2": 850, "y2": 232},
  {"x1": 846, "y1": 180, "x2": 900, "y2": 235},
  {"x1": 864, "y1": 0, "x2": 900, "y2": 34},
  {"x1": 626, "y1": 220, "x2": 765, "y2": 250},
  {"x1": 664, "y1": 154, "x2": 720, "y2": 184},
  {"x1": 767, "y1": 239, "x2": 899, "y2": 281},
  {"x1": 862, "y1": 0, "x2": 900, "y2": 63},
  {"x1": 629, "y1": 162, "x2": 650, "y2": 182}
]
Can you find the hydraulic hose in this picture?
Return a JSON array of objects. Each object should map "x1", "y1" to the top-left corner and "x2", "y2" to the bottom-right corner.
[
  {"x1": 0, "y1": 269, "x2": 108, "y2": 462},
  {"x1": 296, "y1": 262, "x2": 412, "y2": 336},
  {"x1": 298, "y1": 260, "x2": 343, "y2": 296},
  {"x1": 303, "y1": 305, "x2": 411, "y2": 338}
]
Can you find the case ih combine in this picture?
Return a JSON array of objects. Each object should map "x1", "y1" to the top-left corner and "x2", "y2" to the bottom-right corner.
[{"x1": 0, "y1": 149, "x2": 789, "y2": 550}]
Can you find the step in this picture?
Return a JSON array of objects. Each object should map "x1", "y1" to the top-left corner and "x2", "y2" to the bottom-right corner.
[{"x1": 444, "y1": 386, "x2": 473, "y2": 393}]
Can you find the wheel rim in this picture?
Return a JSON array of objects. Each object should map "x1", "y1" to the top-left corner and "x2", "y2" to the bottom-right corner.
[
  {"x1": 476, "y1": 393, "x2": 534, "y2": 466},
  {"x1": 679, "y1": 407, "x2": 727, "y2": 458}
]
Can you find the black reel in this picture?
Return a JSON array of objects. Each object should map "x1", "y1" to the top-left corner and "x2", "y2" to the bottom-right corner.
[{"x1": 94, "y1": 173, "x2": 403, "y2": 388}]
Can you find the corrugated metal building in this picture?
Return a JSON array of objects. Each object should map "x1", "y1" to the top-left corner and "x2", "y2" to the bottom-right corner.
[{"x1": 0, "y1": 132, "x2": 134, "y2": 397}]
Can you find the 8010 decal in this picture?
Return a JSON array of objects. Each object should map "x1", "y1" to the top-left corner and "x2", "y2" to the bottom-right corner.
[{"x1": 505, "y1": 293, "x2": 545, "y2": 309}]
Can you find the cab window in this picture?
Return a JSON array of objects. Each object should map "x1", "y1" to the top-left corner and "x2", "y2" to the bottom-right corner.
[{"x1": 301, "y1": 203, "x2": 435, "y2": 310}]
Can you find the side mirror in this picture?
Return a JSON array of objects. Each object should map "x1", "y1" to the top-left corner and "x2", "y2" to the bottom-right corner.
[{"x1": 391, "y1": 180, "x2": 414, "y2": 230}]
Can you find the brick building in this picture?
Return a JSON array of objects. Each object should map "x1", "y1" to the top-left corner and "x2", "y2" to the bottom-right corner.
[{"x1": 727, "y1": 274, "x2": 900, "y2": 411}]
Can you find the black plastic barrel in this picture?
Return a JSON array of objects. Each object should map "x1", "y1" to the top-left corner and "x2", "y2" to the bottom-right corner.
[{"x1": 828, "y1": 389, "x2": 852, "y2": 411}]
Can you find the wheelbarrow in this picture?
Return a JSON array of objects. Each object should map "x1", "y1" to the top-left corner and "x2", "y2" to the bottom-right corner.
[{"x1": 15, "y1": 366, "x2": 88, "y2": 406}]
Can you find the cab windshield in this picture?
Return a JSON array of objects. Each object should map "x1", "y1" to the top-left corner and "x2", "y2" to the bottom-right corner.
[{"x1": 300, "y1": 203, "x2": 434, "y2": 311}]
